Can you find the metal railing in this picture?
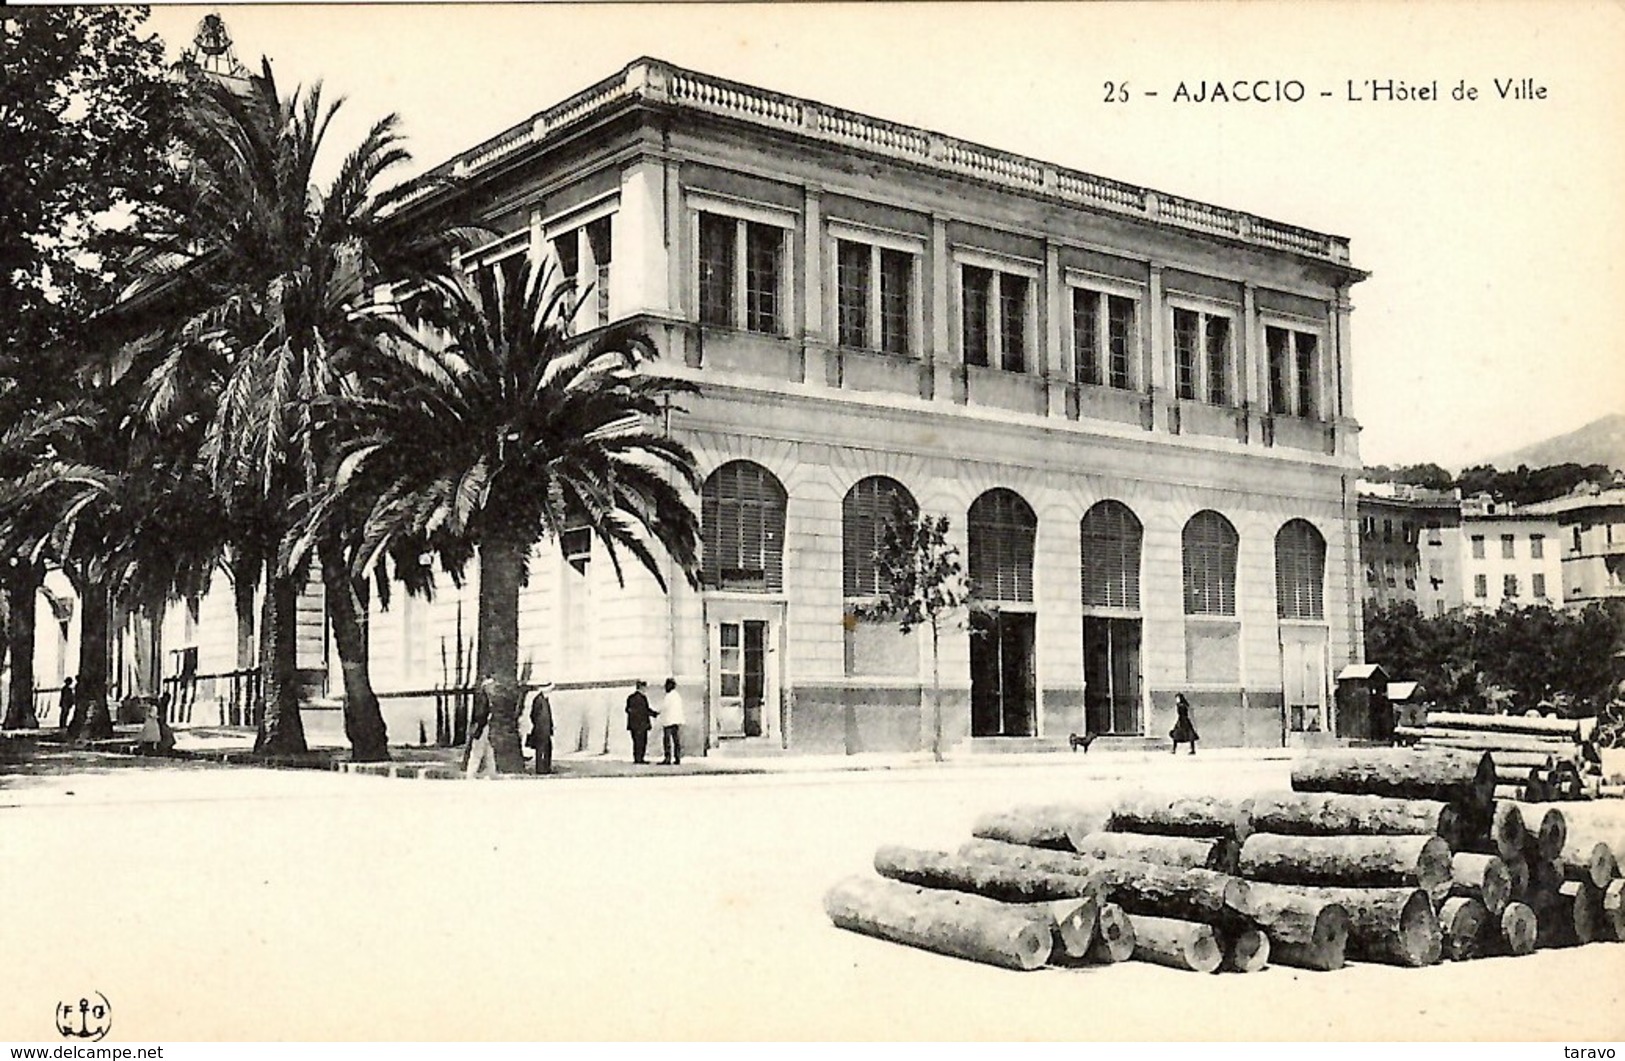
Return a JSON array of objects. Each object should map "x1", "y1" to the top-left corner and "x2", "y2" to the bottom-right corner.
[{"x1": 160, "y1": 667, "x2": 263, "y2": 727}]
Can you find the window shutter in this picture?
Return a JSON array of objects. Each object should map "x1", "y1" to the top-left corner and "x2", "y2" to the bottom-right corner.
[
  {"x1": 702, "y1": 461, "x2": 786, "y2": 592},
  {"x1": 1183, "y1": 511, "x2": 1238, "y2": 616},
  {"x1": 969, "y1": 489, "x2": 1035, "y2": 603},
  {"x1": 1082, "y1": 500, "x2": 1142, "y2": 609},
  {"x1": 843, "y1": 477, "x2": 916, "y2": 598},
  {"x1": 1274, "y1": 519, "x2": 1325, "y2": 620}
]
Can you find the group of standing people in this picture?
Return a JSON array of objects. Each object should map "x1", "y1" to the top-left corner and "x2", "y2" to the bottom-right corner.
[{"x1": 624, "y1": 678, "x2": 684, "y2": 765}]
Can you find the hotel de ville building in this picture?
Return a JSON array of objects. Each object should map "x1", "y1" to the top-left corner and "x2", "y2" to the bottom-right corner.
[{"x1": 59, "y1": 58, "x2": 1374, "y2": 757}]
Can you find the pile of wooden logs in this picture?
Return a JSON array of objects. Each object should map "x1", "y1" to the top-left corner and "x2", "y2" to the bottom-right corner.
[
  {"x1": 1394, "y1": 712, "x2": 1604, "y2": 801},
  {"x1": 823, "y1": 746, "x2": 1624, "y2": 974}
]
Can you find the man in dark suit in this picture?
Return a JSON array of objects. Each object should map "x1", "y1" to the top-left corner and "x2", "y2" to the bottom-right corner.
[
  {"x1": 625, "y1": 679, "x2": 656, "y2": 764},
  {"x1": 526, "y1": 682, "x2": 555, "y2": 775}
]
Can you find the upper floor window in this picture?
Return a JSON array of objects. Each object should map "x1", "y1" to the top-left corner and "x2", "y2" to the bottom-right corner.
[
  {"x1": 1504, "y1": 574, "x2": 1520, "y2": 599},
  {"x1": 1071, "y1": 287, "x2": 1138, "y2": 390},
  {"x1": 1530, "y1": 534, "x2": 1545, "y2": 559},
  {"x1": 1471, "y1": 535, "x2": 1486, "y2": 559},
  {"x1": 1172, "y1": 305, "x2": 1234, "y2": 406},
  {"x1": 1573, "y1": 526, "x2": 1584, "y2": 553},
  {"x1": 1474, "y1": 574, "x2": 1488, "y2": 598},
  {"x1": 550, "y1": 214, "x2": 613, "y2": 331},
  {"x1": 1500, "y1": 534, "x2": 1516, "y2": 559},
  {"x1": 1265, "y1": 325, "x2": 1322, "y2": 419},
  {"x1": 835, "y1": 236, "x2": 917, "y2": 356},
  {"x1": 1533, "y1": 573, "x2": 1548, "y2": 599},
  {"x1": 697, "y1": 208, "x2": 790, "y2": 335},
  {"x1": 960, "y1": 257, "x2": 1035, "y2": 373}
]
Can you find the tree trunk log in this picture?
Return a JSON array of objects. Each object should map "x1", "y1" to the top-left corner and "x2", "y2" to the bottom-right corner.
[
  {"x1": 1244, "y1": 791, "x2": 1459, "y2": 847},
  {"x1": 2, "y1": 563, "x2": 41, "y2": 729},
  {"x1": 1022, "y1": 896, "x2": 1099, "y2": 959},
  {"x1": 1086, "y1": 902, "x2": 1135, "y2": 963},
  {"x1": 1488, "y1": 750, "x2": 1560, "y2": 771},
  {"x1": 1489, "y1": 802, "x2": 1527, "y2": 862},
  {"x1": 75, "y1": 577, "x2": 113, "y2": 740},
  {"x1": 256, "y1": 564, "x2": 307, "y2": 756},
  {"x1": 1242, "y1": 882, "x2": 1349, "y2": 971},
  {"x1": 874, "y1": 845, "x2": 1107, "y2": 906},
  {"x1": 1602, "y1": 879, "x2": 1625, "y2": 942},
  {"x1": 1262, "y1": 886, "x2": 1441, "y2": 967},
  {"x1": 1488, "y1": 901, "x2": 1538, "y2": 956},
  {"x1": 1239, "y1": 833, "x2": 1454, "y2": 904},
  {"x1": 1126, "y1": 914, "x2": 1222, "y2": 973},
  {"x1": 1425, "y1": 711, "x2": 1591, "y2": 740},
  {"x1": 1067, "y1": 831, "x2": 1237, "y2": 873},
  {"x1": 1513, "y1": 805, "x2": 1568, "y2": 861},
  {"x1": 1504, "y1": 855, "x2": 1530, "y2": 901},
  {"x1": 823, "y1": 875, "x2": 1053, "y2": 970},
  {"x1": 970, "y1": 803, "x2": 1107, "y2": 850},
  {"x1": 321, "y1": 538, "x2": 390, "y2": 763},
  {"x1": 1107, "y1": 793, "x2": 1252, "y2": 843},
  {"x1": 1450, "y1": 853, "x2": 1512, "y2": 916},
  {"x1": 1290, "y1": 748, "x2": 1494, "y2": 819},
  {"x1": 1223, "y1": 927, "x2": 1271, "y2": 973},
  {"x1": 1540, "y1": 881, "x2": 1603, "y2": 948},
  {"x1": 1437, "y1": 896, "x2": 1490, "y2": 961},
  {"x1": 957, "y1": 838, "x2": 1253, "y2": 927},
  {"x1": 1407, "y1": 729, "x2": 1585, "y2": 757},
  {"x1": 1561, "y1": 841, "x2": 1617, "y2": 890},
  {"x1": 1526, "y1": 851, "x2": 1564, "y2": 897}
]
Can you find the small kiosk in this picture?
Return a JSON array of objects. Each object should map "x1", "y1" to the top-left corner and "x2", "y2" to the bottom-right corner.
[{"x1": 1334, "y1": 663, "x2": 1392, "y2": 743}]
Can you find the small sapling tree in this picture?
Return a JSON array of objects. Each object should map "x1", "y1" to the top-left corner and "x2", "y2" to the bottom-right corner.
[{"x1": 855, "y1": 502, "x2": 973, "y2": 761}]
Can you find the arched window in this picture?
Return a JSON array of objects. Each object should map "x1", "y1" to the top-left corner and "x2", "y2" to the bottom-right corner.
[
  {"x1": 968, "y1": 488, "x2": 1036, "y2": 603},
  {"x1": 701, "y1": 461, "x2": 786, "y2": 592},
  {"x1": 1276, "y1": 519, "x2": 1327, "y2": 620},
  {"x1": 843, "y1": 476, "x2": 917, "y2": 598},
  {"x1": 1081, "y1": 500, "x2": 1142, "y2": 609},
  {"x1": 1182, "y1": 511, "x2": 1238, "y2": 615}
]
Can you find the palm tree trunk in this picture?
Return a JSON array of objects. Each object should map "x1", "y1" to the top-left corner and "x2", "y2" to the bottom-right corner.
[
  {"x1": 3, "y1": 562, "x2": 40, "y2": 729},
  {"x1": 477, "y1": 533, "x2": 527, "y2": 773},
  {"x1": 77, "y1": 577, "x2": 114, "y2": 740},
  {"x1": 320, "y1": 538, "x2": 389, "y2": 762},
  {"x1": 255, "y1": 563, "x2": 308, "y2": 755}
]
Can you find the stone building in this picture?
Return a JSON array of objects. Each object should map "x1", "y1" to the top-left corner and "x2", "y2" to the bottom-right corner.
[
  {"x1": 1457, "y1": 495, "x2": 1563, "y2": 611},
  {"x1": 1525, "y1": 487, "x2": 1625, "y2": 608},
  {"x1": 19, "y1": 58, "x2": 1373, "y2": 752},
  {"x1": 1356, "y1": 482, "x2": 1464, "y2": 616}
]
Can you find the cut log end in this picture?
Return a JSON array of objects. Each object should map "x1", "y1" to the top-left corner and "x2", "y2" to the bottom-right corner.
[
  {"x1": 1491, "y1": 802, "x2": 1527, "y2": 862},
  {"x1": 1127, "y1": 914, "x2": 1222, "y2": 973},
  {"x1": 824, "y1": 875, "x2": 1054, "y2": 971},
  {"x1": 1533, "y1": 807, "x2": 1568, "y2": 862},
  {"x1": 1087, "y1": 902, "x2": 1136, "y2": 963},
  {"x1": 1438, "y1": 896, "x2": 1490, "y2": 961},
  {"x1": 1225, "y1": 927, "x2": 1271, "y2": 973},
  {"x1": 1602, "y1": 879, "x2": 1625, "y2": 942},
  {"x1": 1562, "y1": 841, "x2": 1617, "y2": 890},
  {"x1": 1450, "y1": 852, "x2": 1512, "y2": 917},
  {"x1": 1498, "y1": 902, "x2": 1538, "y2": 955}
]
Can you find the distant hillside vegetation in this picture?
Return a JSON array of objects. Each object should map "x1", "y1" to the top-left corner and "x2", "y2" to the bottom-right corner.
[{"x1": 1484, "y1": 413, "x2": 1625, "y2": 473}]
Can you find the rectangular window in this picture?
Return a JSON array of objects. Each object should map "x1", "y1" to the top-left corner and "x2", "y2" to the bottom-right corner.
[
  {"x1": 1533, "y1": 573, "x2": 1547, "y2": 598},
  {"x1": 962, "y1": 266, "x2": 991, "y2": 368},
  {"x1": 1474, "y1": 573, "x2": 1488, "y2": 598},
  {"x1": 744, "y1": 221, "x2": 781, "y2": 333},
  {"x1": 879, "y1": 248, "x2": 912, "y2": 355},
  {"x1": 1205, "y1": 316, "x2": 1231, "y2": 406},
  {"x1": 1073, "y1": 289, "x2": 1102, "y2": 387},
  {"x1": 1573, "y1": 526, "x2": 1584, "y2": 553},
  {"x1": 1108, "y1": 295, "x2": 1134, "y2": 390},
  {"x1": 1294, "y1": 332, "x2": 1318, "y2": 418},
  {"x1": 999, "y1": 274, "x2": 1028, "y2": 373},
  {"x1": 1426, "y1": 521, "x2": 1442, "y2": 546},
  {"x1": 1530, "y1": 534, "x2": 1545, "y2": 559},
  {"x1": 836, "y1": 240, "x2": 869, "y2": 349},
  {"x1": 1173, "y1": 308, "x2": 1199, "y2": 401},
  {"x1": 1500, "y1": 534, "x2": 1515, "y2": 559},
  {"x1": 586, "y1": 216, "x2": 612, "y2": 327},
  {"x1": 1504, "y1": 574, "x2": 1519, "y2": 598},
  {"x1": 1471, "y1": 535, "x2": 1485, "y2": 559},
  {"x1": 1266, "y1": 325, "x2": 1320, "y2": 418},
  {"x1": 698, "y1": 213, "x2": 735, "y2": 327}
]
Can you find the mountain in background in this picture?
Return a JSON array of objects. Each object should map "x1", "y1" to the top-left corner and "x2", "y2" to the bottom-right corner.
[{"x1": 1478, "y1": 413, "x2": 1625, "y2": 472}]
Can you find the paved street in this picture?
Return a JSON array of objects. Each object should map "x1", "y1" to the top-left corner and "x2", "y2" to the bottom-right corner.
[{"x1": 3, "y1": 750, "x2": 1623, "y2": 1042}]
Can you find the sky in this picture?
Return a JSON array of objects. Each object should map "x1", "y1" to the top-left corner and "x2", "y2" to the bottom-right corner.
[{"x1": 137, "y1": 1, "x2": 1625, "y2": 471}]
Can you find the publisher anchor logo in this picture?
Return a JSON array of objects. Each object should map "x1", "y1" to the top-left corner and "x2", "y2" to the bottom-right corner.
[{"x1": 56, "y1": 992, "x2": 112, "y2": 1041}]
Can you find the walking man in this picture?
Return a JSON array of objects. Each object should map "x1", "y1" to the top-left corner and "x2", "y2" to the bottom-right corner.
[
  {"x1": 526, "y1": 682, "x2": 555, "y2": 775},
  {"x1": 58, "y1": 677, "x2": 76, "y2": 736},
  {"x1": 659, "y1": 677, "x2": 685, "y2": 765},
  {"x1": 466, "y1": 677, "x2": 499, "y2": 779},
  {"x1": 625, "y1": 679, "x2": 656, "y2": 765}
]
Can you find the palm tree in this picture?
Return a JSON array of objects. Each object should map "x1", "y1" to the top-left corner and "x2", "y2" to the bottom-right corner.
[
  {"x1": 133, "y1": 58, "x2": 476, "y2": 758},
  {"x1": 302, "y1": 259, "x2": 702, "y2": 773}
]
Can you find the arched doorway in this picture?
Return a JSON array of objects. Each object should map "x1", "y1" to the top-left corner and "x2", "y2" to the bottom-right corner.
[
  {"x1": 967, "y1": 488, "x2": 1037, "y2": 737},
  {"x1": 701, "y1": 460, "x2": 787, "y2": 742},
  {"x1": 1081, "y1": 500, "x2": 1144, "y2": 736}
]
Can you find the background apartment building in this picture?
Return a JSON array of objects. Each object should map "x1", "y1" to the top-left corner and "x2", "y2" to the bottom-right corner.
[
  {"x1": 1526, "y1": 487, "x2": 1625, "y2": 607},
  {"x1": 1458, "y1": 495, "x2": 1563, "y2": 611},
  {"x1": 1357, "y1": 482, "x2": 1463, "y2": 616}
]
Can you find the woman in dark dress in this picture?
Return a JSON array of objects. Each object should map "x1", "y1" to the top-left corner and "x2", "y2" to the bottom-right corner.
[{"x1": 1170, "y1": 693, "x2": 1199, "y2": 755}]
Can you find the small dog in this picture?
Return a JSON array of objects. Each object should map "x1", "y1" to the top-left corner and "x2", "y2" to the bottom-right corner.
[{"x1": 1068, "y1": 732, "x2": 1097, "y2": 752}]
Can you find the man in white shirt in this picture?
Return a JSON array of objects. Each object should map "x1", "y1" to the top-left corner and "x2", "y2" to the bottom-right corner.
[{"x1": 659, "y1": 677, "x2": 686, "y2": 765}]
